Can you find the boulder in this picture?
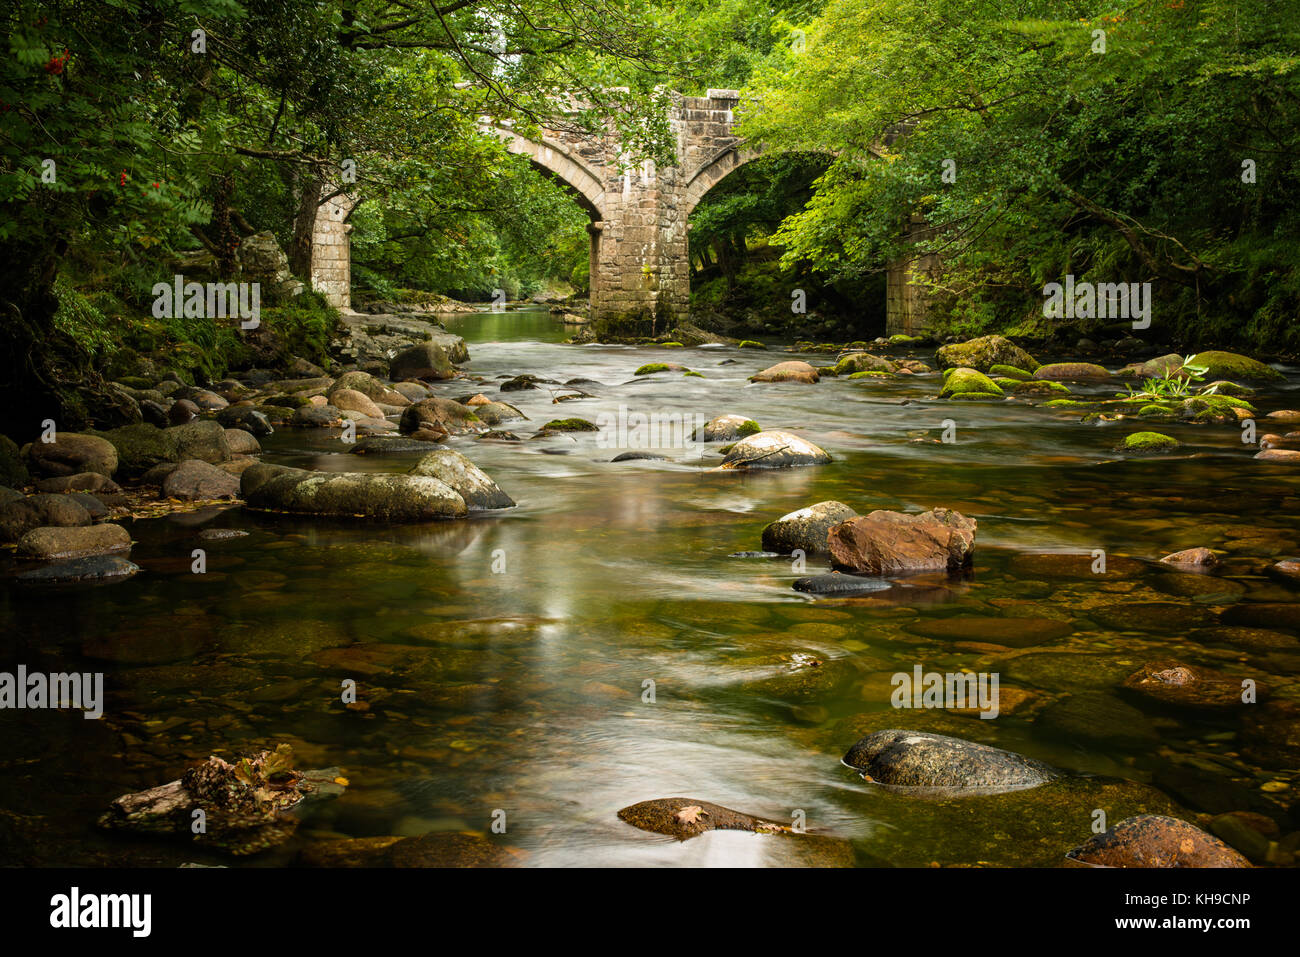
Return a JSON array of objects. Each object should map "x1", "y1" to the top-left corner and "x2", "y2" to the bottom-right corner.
[
  {"x1": 1160, "y1": 547, "x2": 1217, "y2": 567},
  {"x1": 240, "y1": 463, "x2": 467, "y2": 521},
  {"x1": 34, "y1": 472, "x2": 120, "y2": 494},
  {"x1": 329, "y1": 388, "x2": 385, "y2": 418},
  {"x1": 23, "y1": 433, "x2": 118, "y2": 478},
  {"x1": 1191, "y1": 350, "x2": 1283, "y2": 382},
  {"x1": 392, "y1": 381, "x2": 429, "y2": 403},
  {"x1": 471, "y1": 401, "x2": 526, "y2": 426},
  {"x1": 1033, "y1": 362, "x2": 1113, "y2": 382},
  {"x1": 842, "y1": 730, "x2": 1058, "y2": 792},
  {"x1": 749, "y1": 360, "x2": 819, "y2": 384},
  {"x1": 168, "y1": 398, "x2": 200, "y2": 425},
  {"x1": 329, "y1": 371, "x2": 409, "y2": 406},
  {"x1": 223, "y1": 429, "x2": 262, "y2": 456},
  {"x1": 830, "y1": 353, "x2": 895, "y2": 376},
  {"x1": 399, "y1": 398, "x2": 482, "y2": 435},
  {"x1": 717, "y1": 430, "x2": 831, "y2": 470},
  {"x1": 935, "y1": 335, "x2": 1039, "y2": 373},
  {"x1": 16, "y1": 555, "x2": 140, "y2": 585},
  {"x1": 617, "y1": 798, "x2": 794, "y2": 841},
  {"x1": 93, "y1": 421, "x2": 232, "y2": 477},
  {"x1": 692, "y1": 414, "x2": 761, "y2": 442},
  {"x1": 348, "y1": 435, "x2": 447, "y2": 455},
  {"x1": 1066, "y1": 815, "x2": 1250, "y2": 868},
  {"x1": 1119, "y1": 431, "x2": 1178, "y2": 453},
  {"x1": 828, "y1": 507, "x2": 976, "y2": 575},
  {"x1": 389, "y1": 342, "x2": 456, "y2": 381},
  {"x1": 0, "y1": 493, "x2": 93, "y2": 542},
  {"x1": 408, "y1": 450, "x2": 513, "y2": 509},
  {"x1": 17, "y1": 523, "x2": 131, "y2": 560},
  {"x1": 939, "y1": 368, "x2": 1002, "y2": 398},
  {"x1": 292, "y1": 404, "x2": 346, "y2": 428},
  {"x1": 216, "y1": 406, "x2": 274, "y2": 436},
  {"x1": 761, "y1": 501, "x2": 857, "y2": 554},
  {"x1": 162, "y1": 459, "x2": 242, "y2": 501}
]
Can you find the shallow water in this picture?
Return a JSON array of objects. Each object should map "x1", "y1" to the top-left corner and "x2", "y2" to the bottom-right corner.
[{"x1": 2, "y1": 307, "x2": 1298, "y2": 867}]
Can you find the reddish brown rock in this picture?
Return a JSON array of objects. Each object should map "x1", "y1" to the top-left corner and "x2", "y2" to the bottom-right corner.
[
  {"x1": 828, "y1": 508, "x2": 976, "y2": 575},
  {"x1": 749, "y1": 361, "x2": 820, "y2": 384},
  {"x1": 1255, "y1": 448, "x2": 1300, "y2": 462},
  {"x1": 1066, "y1": 815, "x2": 1251, "y2": 868},
  {"x1": 1159, "y1": 547, "x2": 1218, "y2": 567},
  {"x1": 618, "y1": 798, "x2": 792, "y2": 840}
]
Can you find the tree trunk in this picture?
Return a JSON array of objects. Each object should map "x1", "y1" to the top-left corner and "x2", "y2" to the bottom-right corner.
[{"x1": 290, "y1": 174, "x2": 323, "y2": 282}]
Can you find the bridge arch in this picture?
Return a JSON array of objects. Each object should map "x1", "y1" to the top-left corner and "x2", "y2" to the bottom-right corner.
[
  {"x1": 682, "y1": 145, "x2": 763, "y2": 218},
  {"x1": 490, "y1": 128, "x2": 610, "y2": 222}
]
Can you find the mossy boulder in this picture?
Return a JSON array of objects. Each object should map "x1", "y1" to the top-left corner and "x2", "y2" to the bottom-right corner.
[
  {"x1": 1120, "y1": 431, "x2": 1179, "y2": 453},
  {"x1": 936, "y1": 335, "x2": 1039, "y2": 373},
  {"x1": 989, "y1": 364, "x2": 1034, "y2": 381},
  {"x1": 1180, "y1": 394, "x2": 1254, "y2": 424},
  {"x1": 692, "y1": 414, "x2": 761, "y2": 442},
  {"x1": 1000, "y1": 378, "x2": 1070, "y2": 396},
  {"x1": 737, "y1": 340, "x2": 766, "y2": 349},
  {"x1": 1137, "y1": 403, "x2": 1175, "y2": 418},
  {"x1": 540, "y1": 418, "x2": 598, "y2": 432},
  {"x1": 408, "y1": 449, "x2": 513, "y2": 509},
  {"x1": 939, "y1": 368, "x2": 1003, "y2": 398},
  {"x1": 846, "y1": 370, "x2": 893, "y2": 379},
  {"x1": 1204, "y1": 380, "x2": 1254, "y2": 397},
  {"x1": 634, "y1": 362, "x2": 684, "y2": 375},
  {"x1": 241, "y1": 463, "x2": 467, "y2": 521},
  {"x1": 91, "y1": 421, "x2": 230, "y2": 478},
  {"x1": 1192, "y1": 350, "x2": 1283, "y2": 382},
  {"x1": 830, "y1": 352, "x2": 895, "y2": 376},
  {"x1": 1043, "y1": 398, "x2": 1102, "y2": 410}
]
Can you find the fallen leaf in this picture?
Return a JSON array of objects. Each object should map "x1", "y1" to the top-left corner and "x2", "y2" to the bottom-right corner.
[{"x1": 675, "y1": 805, "x2": 707, "y2": 825}]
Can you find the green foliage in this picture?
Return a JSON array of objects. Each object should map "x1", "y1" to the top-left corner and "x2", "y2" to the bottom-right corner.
[{"x1": 742, "y1": 0, "x2": 1300, "y2": 348}]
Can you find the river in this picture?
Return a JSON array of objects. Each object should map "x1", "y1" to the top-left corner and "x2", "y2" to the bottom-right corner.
[{"x1": 2, "y1": 306, "x2": 1297, "y2": 867}]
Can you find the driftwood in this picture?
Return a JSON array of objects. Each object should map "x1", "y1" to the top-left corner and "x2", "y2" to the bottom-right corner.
[{"x1": 98, "y1": 745, "x2": 346, "y2": 856}]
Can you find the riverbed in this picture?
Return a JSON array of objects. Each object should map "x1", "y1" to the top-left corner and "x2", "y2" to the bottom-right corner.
[{"x1": 2, "y1": 307, "x2": 1298, "y2": 867}]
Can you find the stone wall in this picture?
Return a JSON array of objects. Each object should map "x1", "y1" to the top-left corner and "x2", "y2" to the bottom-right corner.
[{"x1": 310, "y1": 188, "x2": 356, "y2": 309}]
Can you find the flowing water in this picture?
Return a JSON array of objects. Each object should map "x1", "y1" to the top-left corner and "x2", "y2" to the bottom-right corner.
[{"x1": 3, "y1": 306, "x2": 1299, "y2": 867}]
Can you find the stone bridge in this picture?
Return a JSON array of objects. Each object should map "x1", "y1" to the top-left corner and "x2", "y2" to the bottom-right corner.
[{"x1": 311, "y1": 91, "x2": 936, "y2": 336}]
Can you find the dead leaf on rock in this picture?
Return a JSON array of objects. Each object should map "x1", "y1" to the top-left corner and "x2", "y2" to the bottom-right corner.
[{"x1": 675, "y1": 805, "x2": 707, "y2": 825}]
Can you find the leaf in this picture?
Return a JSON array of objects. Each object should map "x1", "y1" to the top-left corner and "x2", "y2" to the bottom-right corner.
[{"x1": 674, "y1": 805, "x2": 707, "y2": 825}]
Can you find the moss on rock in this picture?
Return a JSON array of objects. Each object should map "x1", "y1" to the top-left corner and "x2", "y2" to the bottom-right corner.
[
  {"x1": 1192, "y1": 350, "x2": 1283, "y2": 382},
  {"x1": 1120, "y1": 431, "x2": 1179, "y2": 453},
  {"x1": 989, "y1": 364, "x2": 1034, "y2": 381},
  {"x1": 541, "y1": 418, "x2": 598, "y2": 432},
  {"x1": 935, "y1": 335, "x2": 1040, "y2": 373},
  {"x1": 939, "y1": 368, "x2": 1003, "y2": 398}
]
